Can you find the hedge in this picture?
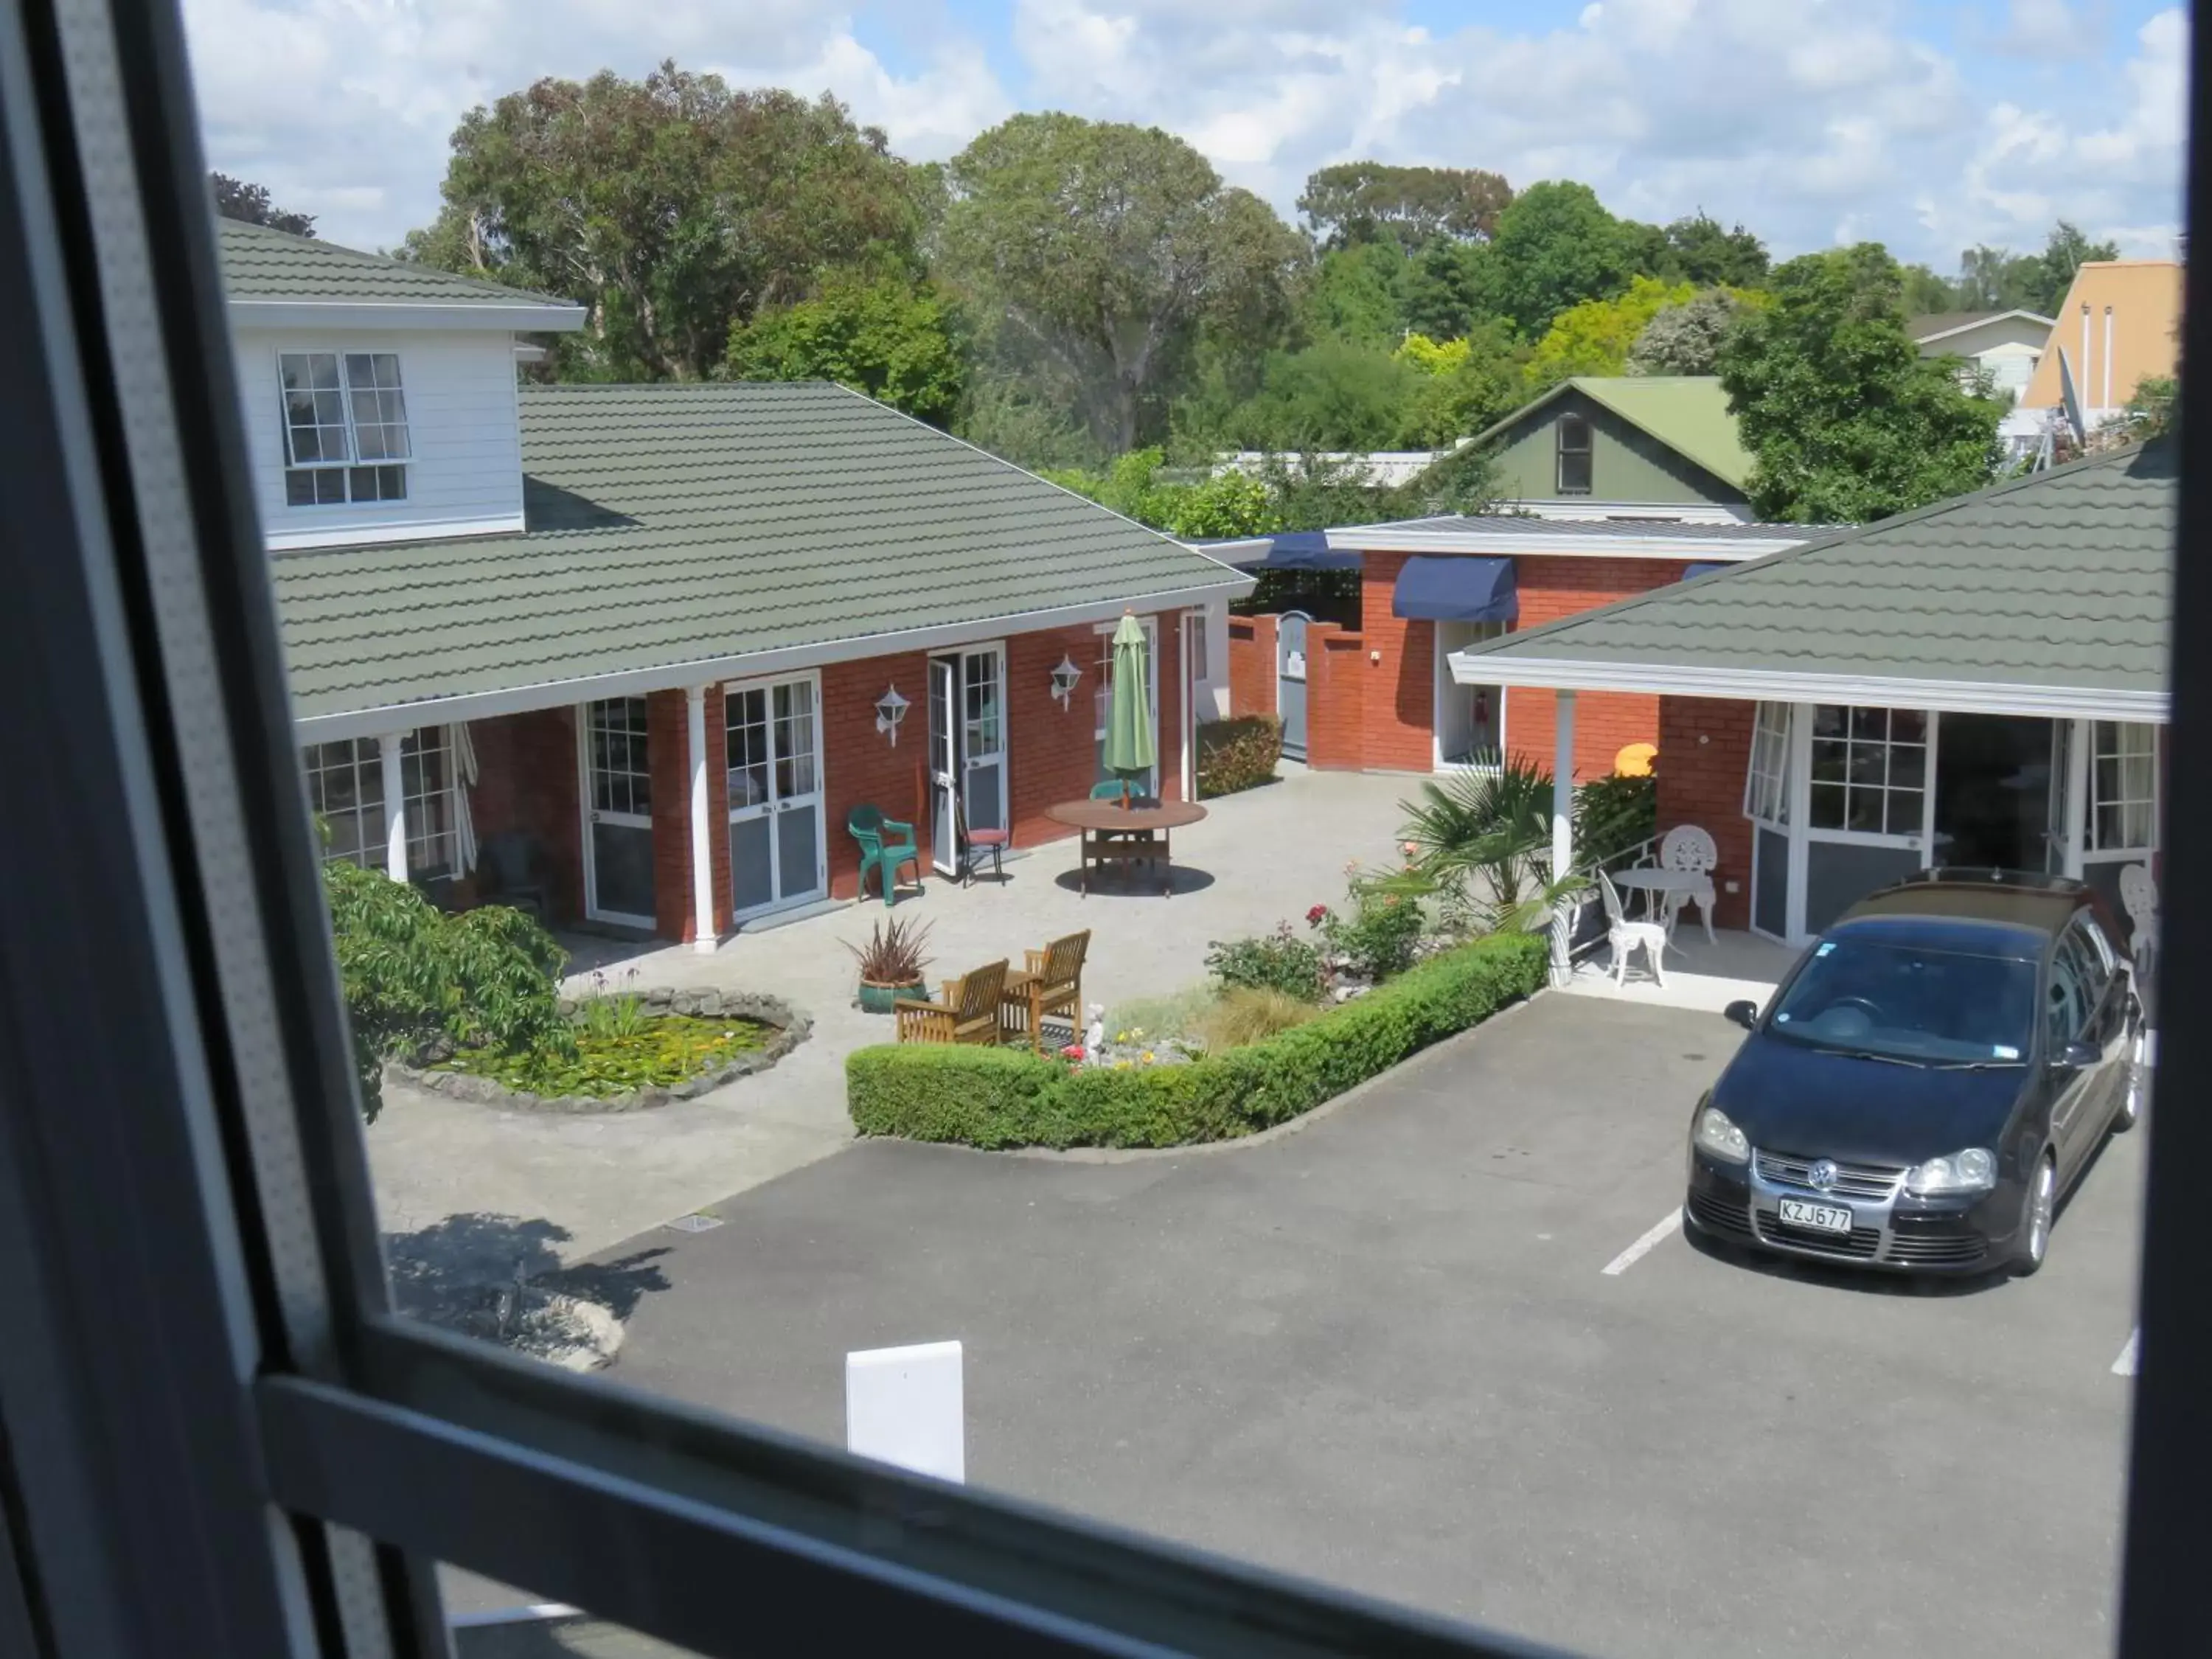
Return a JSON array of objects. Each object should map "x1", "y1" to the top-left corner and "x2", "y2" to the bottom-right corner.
[
  {"x1": 1195, "y1": 714, "x2": 1282, "y2": 799},
  {"x1": 846, "y1": 931, "x2": 1545, "y2": 1150}
]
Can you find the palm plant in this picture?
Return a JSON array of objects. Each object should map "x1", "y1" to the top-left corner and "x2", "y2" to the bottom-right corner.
[{"x1": 1395, "y1": 757, "x2": 1599, "y2": 933}]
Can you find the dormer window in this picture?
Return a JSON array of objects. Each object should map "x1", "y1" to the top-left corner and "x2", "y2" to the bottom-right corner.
[
  {"x1": 1555, "y1": 413, "x2": 1593, "y2": 495},
  {"x1": 279, "y1": 351, "x2": 410, "y2": 506}
]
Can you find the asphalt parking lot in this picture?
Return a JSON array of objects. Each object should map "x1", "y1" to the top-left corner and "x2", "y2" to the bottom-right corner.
[{"x1": 474, "y1": 993, "x2": 2147, "y2": 1659}]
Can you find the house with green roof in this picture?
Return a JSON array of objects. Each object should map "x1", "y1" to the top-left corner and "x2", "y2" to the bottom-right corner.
[
  {"x1": 1448, "y1": 442, "x2": 2171, "y2": 948},
  {"x1": 1470, "y1": 376, "x2": 1756, "y2": 524},
  {"x1": 223, "y1": 220, "x2": 1251, "y2": 944}
]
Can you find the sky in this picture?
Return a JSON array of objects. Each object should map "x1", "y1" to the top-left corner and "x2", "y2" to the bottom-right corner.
[{"x1": 181, "y1": 0, "x2": 2189, "y2": 271}]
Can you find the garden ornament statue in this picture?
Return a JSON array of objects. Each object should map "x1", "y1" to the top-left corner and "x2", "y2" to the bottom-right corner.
[{"x1": 1085, "y1": 1003, "x2": 1106, "y2": 1063}]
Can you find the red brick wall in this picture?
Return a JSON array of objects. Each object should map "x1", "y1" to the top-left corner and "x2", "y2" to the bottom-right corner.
[
  {"x1": 465, "y1": 706, "x2": 583, "y2": 922},
  {"x1": 1504, "y1": 557, "x2": 1684, "y2": 782},
  {"x1": 646, "y1": 689, "x2": 696, "y2": 940},
  {"x1": 1307, "y1": 625, "x2": 1366, "y2": 770},
  {"x1": 1655, "y1": 696, "x2": 1756, "y2": 931},
  {"x1": 821, "y1": 650, "x2": 935, "y2": 900},
  {"x1": 1353, "y1": 554, "x2": 1437, "y2": 772},
  {"x1": 1227, "y1": 613, "x2": 1276, "y2": 720}
]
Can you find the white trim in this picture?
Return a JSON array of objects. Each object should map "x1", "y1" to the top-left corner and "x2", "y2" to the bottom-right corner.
[
  {"x1": 292, "y1": 580, "x2": 1251, "y2": 742},
  {"x1": 1325, "y1": 526, "x2": 1806, "y2": 559},
  {"x1": 1551, "y1": 690, "x2": 1576, "y2": 877},
  {"x1": 1784, "y1": 703, "x2": 1812, "y2": 942},
  {"x1": 378, "y1": 731, "x2": 406, "y2": 882},
  {"x1": 1444, "y1": 652, "x2": 2168, "y2": 723},
  {"x1": 577, "y1": 698, "x2": 657, "y2": 931},
  {"x1": 229, "y1": 299, "x2": 585, "y2": 333},
  {"x1": 1191, "y1": 536, "x2": 1273, "y2": 562},
  {"x1": 268, "y1": 511, "x2": 525, "y2": 552},
  {"x1": 722, "y1": 669, "x2": 829, "y2": 923},
  {"x1": 1491, "y1": 500, "x2": 1755, "y2": 525},
  {"x1": 1909, "y1": 309, "x2": 2056, "y2": 346}
]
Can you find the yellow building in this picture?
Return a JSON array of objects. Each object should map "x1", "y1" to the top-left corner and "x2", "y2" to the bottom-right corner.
[{"x1": 2020, "y1": 260, "x2": 2183, "y2": 420}]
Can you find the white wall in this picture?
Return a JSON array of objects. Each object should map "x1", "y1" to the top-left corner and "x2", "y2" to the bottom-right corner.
[{"x1": 235, "y1": 327, "x2": 525, "y2": 551}]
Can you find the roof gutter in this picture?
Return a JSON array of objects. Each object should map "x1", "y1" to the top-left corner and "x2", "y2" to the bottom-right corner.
[
  {"x1": 291, "y1": 575, "x2": 1256, "y2": 742},
  {"x1": 1444, "y1": 650, "x2": 2168, "y2": 723},
  {"x1": 1323, "y1": 527, "x2": 1809, "y2": 559},
  {"x1": 229, "y1": 299, "x2": 588, "y2": 333}
]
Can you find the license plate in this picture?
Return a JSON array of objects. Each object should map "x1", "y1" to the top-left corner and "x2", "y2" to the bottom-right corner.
[{"x1": 1777, "y1": 1197, "x2": 1854, "y2": 1234}]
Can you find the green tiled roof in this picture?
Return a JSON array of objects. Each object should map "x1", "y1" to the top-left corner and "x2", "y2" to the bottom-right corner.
[
  {"x1": 274, "y1": 382, "x2": 1249, "y2": 725},
  {"x1": 1473, "y1": 376, "x2": 1755, "y2": 490},
  {"x1": 218, "y1": 218, "x2": 576, "y2": 310},
  {"x1": 1461, "y1": 441, "x2": 2174, "y2": 700}
]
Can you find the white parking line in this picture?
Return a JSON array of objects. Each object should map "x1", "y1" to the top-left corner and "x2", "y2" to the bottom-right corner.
[
  {"x1": 1604, "y1": 1208, "x2": 1684, "y2": 1276},
  {"x1": 2112, "y1": 1329, "x2": 2140, "y2": 1377}
]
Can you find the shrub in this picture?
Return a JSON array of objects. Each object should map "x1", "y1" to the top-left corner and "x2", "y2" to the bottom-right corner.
[
  {"x1": 1309, "y1": 886, "x2": 1425, "y2": 981},
  {"x1": 1193, "y1": 986, "x2": 1320, "y2": 1051},
  {"x1": 847, "y1": 932, "x2": 1545, "y2": 1150},
  {"x1": 322, "y1": 861, "x2": 572, "y2": 1120},
  {"x1": 1196, "y1": 714, "x2": 1282, "y2": 797},
  {"x1": 1206, "y1": 922, "x2": 1326, "y2": 1000},
  {"x1": 1576, "y1": 772, "x2": 1657, "y2": 867}
]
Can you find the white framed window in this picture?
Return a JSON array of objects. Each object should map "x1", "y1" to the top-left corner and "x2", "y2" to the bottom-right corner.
[
  {"x1": 1556, "y1": 414, "x2": 1593, "y2": 494},
  {"x1": 278, "y1": 350, "x2": 410, "y2": 507},
  {"x1": 302, "y1": 737, "x2": 382, "y2": 867},
  {"x1": 1807, "y1": 704, "x2": 1926, "y2": 835},
  {"x1": 1743, "y1": 701, "x2": 1791, "y2": 826},
  {"x1": 1186, "y1": 610, "x2": 1210, "y2": 681},
  {"x1": 2089, "y1": 720, "x2": 2158, "y2": 852},
  {"x1": 399, "y1": 727, "x2": 453, "y2": 875}
]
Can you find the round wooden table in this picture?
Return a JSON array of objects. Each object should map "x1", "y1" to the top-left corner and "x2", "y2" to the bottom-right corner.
[{"x1": 1045, "y1": 797, "x2": 1208, "y2": 896}]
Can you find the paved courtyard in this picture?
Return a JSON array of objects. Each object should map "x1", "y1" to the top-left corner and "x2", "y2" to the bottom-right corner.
[
  {"x1": 368, "y1": 766, "x2": 1422, "y2": 1266},
  {"x1": 450, "y1": 993, "x2": 2146, "y2": 1659}
]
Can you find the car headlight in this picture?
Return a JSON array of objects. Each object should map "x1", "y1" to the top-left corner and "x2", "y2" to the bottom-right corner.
[
  {"x1": 1692, "y1": 1103, "x2": 1750, "y2": 1164},
  {"x1": 1905, "y1": 1147, "x2": 1997, "y2": 1196}
]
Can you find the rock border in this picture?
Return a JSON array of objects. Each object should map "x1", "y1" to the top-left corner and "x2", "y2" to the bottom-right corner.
[{"x1": 394, "y1": 989, "x2": 812, "y2": 1113}]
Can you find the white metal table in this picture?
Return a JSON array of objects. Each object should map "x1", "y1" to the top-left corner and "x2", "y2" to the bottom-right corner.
[{"x1": 1610, "y1": 866, "x2": 1717, "y2": 943}]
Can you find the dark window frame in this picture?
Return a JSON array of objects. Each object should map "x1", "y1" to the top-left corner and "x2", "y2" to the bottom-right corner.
[
  {"x1": 0, "y1": 1, "x2": 2206, "y2": 1656},
  {"x1": 1554, "y1": 413, "x2": 1593, "y2": 495}
]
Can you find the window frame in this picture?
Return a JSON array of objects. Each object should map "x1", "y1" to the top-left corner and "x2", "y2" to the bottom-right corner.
[
  {"x1": 1554, "y1": 413, "x2": 1593, "y2": 495},
  {"x1": 4, "y1": 1, "x2": 2205, "y2": 1657},
  {"x1": 1804, "y1": 703, "x2": 1929, "y2": 841},
  {"x1": 1743, "y1": 700, "x2": 1791, "y2": 827},
  {"x1": 276, "y1": 347, "x2": 411, "y2": 508},
  {"x1": 2087, "y1": 720, "x2": 2160, "y2": 855}
]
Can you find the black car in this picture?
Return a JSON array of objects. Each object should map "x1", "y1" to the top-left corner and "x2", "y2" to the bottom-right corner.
[{"x1": 1684, "y1": 870, "x2": 2147, "y2": 1276}]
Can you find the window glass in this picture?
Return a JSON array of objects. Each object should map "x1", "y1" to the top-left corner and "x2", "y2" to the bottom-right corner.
[
  {"x1": 1556, "y1": 414, "x2": 1593, "y2": 493},
  {"x1": 1742, "y1": 701, "x2": 1790, "y2": 825},
  {"x1": 2045, "y1": 939, "x2": 2092, "y2": 1048},
  {"x1": 279, "y1": 351, "x2": 410, "y2": 505},
  {"x1": 302, "y1": 737, "x2": 382, "y2": 866},
  {"x1": 2090, "y1": 720, "x2": 2158, "y2": 851},
  {"x1": 1807, "y1": 704, "x2": 1926, "y2": 835},
  {"x1": 725, "y1": 687, "x2": 770, "y2": 807},
  {"x1": 589, "y1": 697, "x2": 651, "y2": 815}
]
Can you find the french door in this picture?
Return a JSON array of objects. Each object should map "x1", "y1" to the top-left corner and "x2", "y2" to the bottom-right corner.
[
  {"x1": 928, "y1": 645, "x2": 1009, "y2": 877},
  {"x1": 725, "y1": 674, "x2": 827, "y2": 922},
  {"x1": 581, "y1": 696, "x2": 656, "y2": 926}
]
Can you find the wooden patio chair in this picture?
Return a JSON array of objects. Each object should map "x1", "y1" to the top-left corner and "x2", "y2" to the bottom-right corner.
[
  {"x1": 894, "y1": 959, "x2": 1010, "y2": 1046},
  {"x1": 1001, "y1": 930, "x2": 1090, "y2": 1053}
]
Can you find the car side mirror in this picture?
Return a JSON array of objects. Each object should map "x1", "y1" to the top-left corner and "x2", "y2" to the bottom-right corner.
[
  {"x1": 1723, "y1": 999, "x2": 1759, "y2": 1032},
  {"x1": 2057, "y1": 1040, "x2": 2099, "y2": 1069}
]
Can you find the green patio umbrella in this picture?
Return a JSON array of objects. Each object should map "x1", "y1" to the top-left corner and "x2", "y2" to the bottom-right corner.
[{"x1": 1101, "y1": 611, "x2": 1155, "y2": 803}]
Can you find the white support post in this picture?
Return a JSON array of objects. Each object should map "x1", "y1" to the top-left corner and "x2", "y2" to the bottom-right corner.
[
  {"x1": 1551, "y1": 690, "x2": 1576, "y2": 879},
  {"x1": 379, "y1": 731, "x2": 406, "y2": 883},
  {"x1": 687, "y1": 685, "x2": 714, "y2": 954},
  {"x1": 2065, "y1": 717, "x2": 2090, "y2": 880}
]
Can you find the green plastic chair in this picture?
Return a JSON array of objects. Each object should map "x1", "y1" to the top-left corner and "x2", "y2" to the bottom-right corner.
[
  {"x1": 1090, "y1": 779, "x2": 1130, "y2": 802},
  {"x1": 848, "y1": 804, "x2": 920, "y2": 907}
]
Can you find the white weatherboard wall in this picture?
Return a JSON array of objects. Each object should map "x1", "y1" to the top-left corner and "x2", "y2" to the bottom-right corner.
[{"x1": 236, "y1": 327, "x2": 526, "y2": 551}]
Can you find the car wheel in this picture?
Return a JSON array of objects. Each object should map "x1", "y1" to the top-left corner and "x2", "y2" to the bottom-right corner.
[
  {"x1": 2014, "y1": 1153, "x2": 2056, "y2": 1277},
  {"x1": 2114, "y1": 1029, "x2": 2148, "y2": 1133}
]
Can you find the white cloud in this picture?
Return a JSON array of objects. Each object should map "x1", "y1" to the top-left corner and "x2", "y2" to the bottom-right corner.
[{"x1": 179, "y1": 0, "x2": 2189, "y2": 268}]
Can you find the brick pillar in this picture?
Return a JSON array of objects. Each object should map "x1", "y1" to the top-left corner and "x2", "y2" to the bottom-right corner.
[
  {"x1": 1228, "y1": 613, "x2": 1278, "y2": 719},
  {"x1": 646, "y1": 688, "x2": 695, "y2": 941}
]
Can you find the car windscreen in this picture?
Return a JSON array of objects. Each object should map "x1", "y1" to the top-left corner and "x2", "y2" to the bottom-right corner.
[{"x1": 1766, "y1": 933, "x2": 2038, "y2": 1065}]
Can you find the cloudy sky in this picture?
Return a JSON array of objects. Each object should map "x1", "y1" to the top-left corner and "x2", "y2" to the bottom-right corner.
[{"x1": 181, "y1": 0, "x2": 2188, "y2": 270}]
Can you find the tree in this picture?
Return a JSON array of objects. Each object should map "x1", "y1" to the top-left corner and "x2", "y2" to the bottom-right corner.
[
  {"x1": 724, "y1": 276, "x2": 967, "y2": 426},
  {"x1": 1718, "y1": 243, "x2": 2003, "y2": 523},
  {"x1": 2031, "y1": 220, "x2": 2121, "y2": 314},
  {"x1": 1484, "y1": 181, "x2": 1637, "y2": 338},
  {"x1": 2124, "y1": 374, "x2": 2177, "y2": 440},
  {"x1": 1644, "y1": 212, "x2": 1769, "y2": 288},
  {"x1": 1627, "y1": 288, "x2": 1759, "y2": 376},
  {"x1": 1901, "y1": 262, "x2": 1956, "y2": 316},
  {"x1": 1297, "y1": 161, "x2": 1512, "y2": 251},
  {"x1": 1401, "y1": 321, "x2": 1526, "y2": 445},
  {"x1": 1303, "y1": 241, "x2": 1413, "y2": 347},
  {"x1": 1523, "y1": 275, "x2": 1694, "y2": 389},
  {"x1": 1402, "y1": 237, "x2": 1495, "y2": 339},
  {"x1": 938, "y1": 113, "x2": 1306, "y2": 454},
  {"x1": 403, "y1": 63, "x2": 925, "y2": 380},
  {"x1": 1197, "y1": 340, "x2": 1425, "y2": 452},
  {"x1": 211, "y1": 173, "x2": 314, "y2": 237}
]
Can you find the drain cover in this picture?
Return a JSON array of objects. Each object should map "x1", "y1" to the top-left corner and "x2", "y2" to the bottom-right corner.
[{"x1": 665, "y1": 1212, "x2": 723, "y2": 1234}]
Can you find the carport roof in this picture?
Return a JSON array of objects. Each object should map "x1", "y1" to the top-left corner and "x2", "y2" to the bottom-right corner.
[
  {"x1": 1453, "y1": 441, "x2": 2175, "y2": 723},
  {"x1": 275, "y1": 382, "x2": 1253, "y2": 736}
]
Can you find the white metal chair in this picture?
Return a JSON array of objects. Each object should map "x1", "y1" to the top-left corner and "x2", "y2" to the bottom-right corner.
[
  {"x1": 1658, "y1": 824, "x2": 1719, "y2": 945},
  {"x1": 1599, "y1": 869, "x2": 1669, "y2": 987},
  {"x1": 2120, "y1": 862, "x2": 2160, "y2": 970}
]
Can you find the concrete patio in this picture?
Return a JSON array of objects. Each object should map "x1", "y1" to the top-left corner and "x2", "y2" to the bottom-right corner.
[
  {"x1": 1557, "y1": 925, "x2": 1798, "y2": 1013},
  {"x1": 366, "y1": 765, "x2": 1424, "y2": 1265}
]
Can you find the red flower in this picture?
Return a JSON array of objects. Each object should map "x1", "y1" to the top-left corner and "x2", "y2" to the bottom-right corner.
[{"x1": 1306, "y1": 904, "x2": 1328, "y2": 925}]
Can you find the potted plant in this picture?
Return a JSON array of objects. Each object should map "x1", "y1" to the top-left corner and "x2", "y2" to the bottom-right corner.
[{"x1": 846, "y1": 915, "x2": 933, "y2": 1014}]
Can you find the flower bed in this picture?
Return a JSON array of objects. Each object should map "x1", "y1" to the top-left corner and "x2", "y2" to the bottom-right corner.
[
  {"x1": 846, "y1": 933, "x2": 1544, "y2": 1150},
  {"x1": 397, "y1": 988, "x2": 811, "y2": 1113}
]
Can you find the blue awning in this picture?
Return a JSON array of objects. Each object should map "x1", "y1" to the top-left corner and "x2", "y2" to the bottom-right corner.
[
  {"x1": 1204, "y1": 531, "x2": 1362, "y2": 572},
  {"x1": 1391, "y1": 554, "x2": 1517, "y2": 624},
  {"x1": 1680, "y1": 560, "x2": 1729, "y2": 581}
]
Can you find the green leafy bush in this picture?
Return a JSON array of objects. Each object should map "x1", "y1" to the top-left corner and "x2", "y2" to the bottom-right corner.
[
  {"x1": 323, "y1": 861, "x2": 573, "y2": 1119},
  {"x1": 1575, "y1": 772, "x2": 1657, "y2": 867},
  {"x1": 1310, "y1": 886, "x2": 1425, "y2": 981},
  {"x1": 1206, "y1": 922, "x2": 1326, "y2": 1000},
  {"x1": 440, "y1": 1015, "x2": 768, "y2": 1097},
  {"x1": 847, "y1": 933, "x2": 1545, "y2": 1150},
  {"x1": 1195, "y1": 714, "x2": 1282, "y2": 798}
]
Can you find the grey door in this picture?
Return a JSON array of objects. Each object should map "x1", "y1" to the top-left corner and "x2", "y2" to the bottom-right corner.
[
  {"x1": 583, "y1": 697, "x2": 655, "y2": 924},
  {"x1": 1278, "y1": 611, "x2": 1310, "y2": 762},
  {"x1": 725, "y1": 678, "x2": 826, "y2": 921}
]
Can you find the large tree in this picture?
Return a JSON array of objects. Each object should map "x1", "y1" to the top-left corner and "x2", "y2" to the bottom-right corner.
[
  {"x1": 211, "y1": 173, "x2": 314, "y2": 237},
  {"x1": 724, "y1": 276, "x2": 967, "y2": 427},
  {"x1": 1296, "y1": 161, "x2": 1512, "y2": 251},
  {"x1": 1484, "y1": 181, "x2": 1637, "y2": 338},
  {"x1": 402, "y1": 63, "x2": 925, "y2": 380},
  {"x1": 1718, "y1": 244, "x2": 2003, "y2": 523},
  {"x1": 937, "y1": 113, "x2": 1306, "y2": 453},
  {"x1": 1627, "y1": 288, "x2": 1756, "y2": 376},
  {"x1": 1638, "y1": 212, "x2": 1769, "y2": 288},
  {"x1": 1522, "y1": 275, "x2": 1694, "y2": 390}
]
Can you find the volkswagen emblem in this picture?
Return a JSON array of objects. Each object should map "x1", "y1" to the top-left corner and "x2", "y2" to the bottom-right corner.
[{"x1": 1808, "y1": 1159, "x2": 1840, "y2": 1191}]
